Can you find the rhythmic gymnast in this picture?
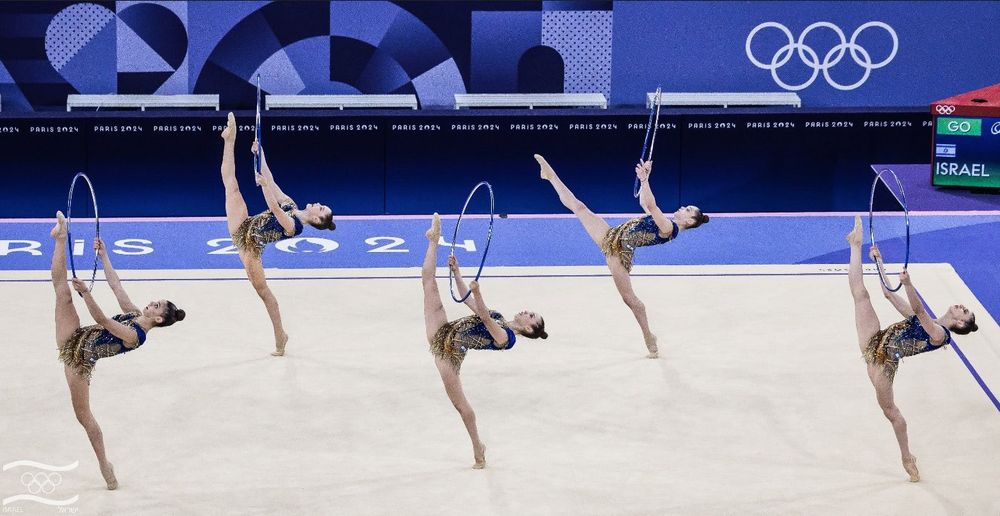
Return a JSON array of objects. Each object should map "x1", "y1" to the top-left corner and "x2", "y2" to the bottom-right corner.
[
  {"x1": 422, "y1": 214, "x2": 547, "y2": 468},
  {"x1": 219, "y1": 112, "x2": 334, "y2": 356},
  {"x1": 50, "y1": 215, "x2": 184, "y2": 489},
  {"x1": 846, "y1": 216, "x2": 978, "y2": 481},
  {"x1": 535, "y1": 154, "x2": 709, "y2": 358}
]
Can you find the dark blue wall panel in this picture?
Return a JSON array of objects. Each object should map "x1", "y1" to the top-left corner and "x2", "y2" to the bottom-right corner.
[{"x1": 0, "y1": 109, "x2": 933, "y2": 218}]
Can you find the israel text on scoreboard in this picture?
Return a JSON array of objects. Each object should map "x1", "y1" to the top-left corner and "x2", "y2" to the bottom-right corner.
[{"x1": 931, "y1": 83, "x2": 1000, "y2": 190}]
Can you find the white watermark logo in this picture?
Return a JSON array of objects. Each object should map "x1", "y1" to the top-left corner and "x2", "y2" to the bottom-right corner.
[
  {"x1": 275, "y1": 237, "x2": 339, "y2": 253},
  {"x1": 991, "y1": 121, "x2": 1000, "y2": 135},
  {"x1": 2, "y1": 460, "x2": 79, "y2": 507},
  {"x1": 746, "y1": 21, "x2": 898, "y2": 91}
]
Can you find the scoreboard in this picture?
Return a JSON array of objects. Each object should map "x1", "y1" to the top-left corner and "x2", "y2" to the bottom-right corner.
[{"x1": 931, "y1": 83, "x2": 1000, "y2": 190}]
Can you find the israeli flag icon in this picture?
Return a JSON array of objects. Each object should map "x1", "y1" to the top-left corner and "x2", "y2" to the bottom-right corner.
[{"x1": 935, "y1": 143, "x2": 956, "y2": 157}]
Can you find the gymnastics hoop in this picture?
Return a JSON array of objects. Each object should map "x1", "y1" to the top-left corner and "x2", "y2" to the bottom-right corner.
[
  {"x1": 254, "y1": 74, "x2": 263, "y2": 176},
  {"x1": 66, "y1": 172, "x2": 100, "y2": 293},
  {"x1": 448, "y1": 181, "x2": 495, "y2": 303},
  {"x1": 868, "y1": 168, "x2": 910, "y2": 292},
  {"x1": 634, "y1": 86, "x2": 662, "y2": 198}
]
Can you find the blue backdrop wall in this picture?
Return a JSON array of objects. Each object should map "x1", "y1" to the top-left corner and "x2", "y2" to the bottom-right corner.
[
  {"x1": 1, "y1": 1, "x2": 998, "y2": 112},
  {"x1": 0, "y1": 109, "x2": 932, "y2": 217}
]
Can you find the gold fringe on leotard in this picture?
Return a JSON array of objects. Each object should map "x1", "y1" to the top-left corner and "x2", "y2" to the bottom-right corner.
[
  {"x1": 863, "y1": 319, "x2": 916, "y2": 382},
  {"x1": 58, "y1": 326, "x2": 124, "y2": 382},
  {"x1": 429, "y1": 314, "x2": 512, "y2": 373},
  {"x1": 600, "y1": 216, "x2": 661, "y2": 272},
  {"x1": 231, "y1": 202, "x2": 298, "y2": 259}
]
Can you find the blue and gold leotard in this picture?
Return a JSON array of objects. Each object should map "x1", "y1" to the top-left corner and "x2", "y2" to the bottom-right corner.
[
  {"x1": 231, "y1": 201, "x2": 304, "y2": 258},
  {"x1": 58, "y1": 312, "x2": 148, "y2": 382},
  {"x1": 600, "y1": 215, "x2": 678, "y2": 272},
  {"x1": 430, "y1": 311, "x2": 517, "y2": 372},
  {"x1": 863, "y1": 315, "x2": 950, "y2": 381}
]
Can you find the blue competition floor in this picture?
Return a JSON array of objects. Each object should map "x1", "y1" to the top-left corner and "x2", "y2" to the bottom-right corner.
[{"x1": 2, "y1": 214, "x2": 998, "y2": 321}]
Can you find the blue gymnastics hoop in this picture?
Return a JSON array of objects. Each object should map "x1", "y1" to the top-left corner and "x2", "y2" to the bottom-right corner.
[
  {"x1": 253, "y1": 73, "x2": 263, "y2": 176},
  {"x1": 66, "y1": 172, "x2": 100, "y2": 294},
  {"x1": 868, "y1": 168, "x2": 910, "y2": 292},
  {"x1": 634, "y1": 86, "x2": 662, "y2": 198},
  {"x1": 448, "y1": 181, "x2": 495, "y2": 303}
]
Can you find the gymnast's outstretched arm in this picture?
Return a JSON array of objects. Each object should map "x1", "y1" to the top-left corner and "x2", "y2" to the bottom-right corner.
[
  {"x1": 448, "y1": 255, "x2": 477, "y2": 312},
  {"x1": 635, "y1": 160, "x2": 675, "y2": 236},
  {"x1": 899, "y1": 270, "x2": 948, "y2": 344},
  {"x1": 251, "y1": 142, "x2": 297, "y2": 235},
  {"x1": 450, "y1": 252, "x2": 507, "y2": 343},
  {"x1": 252, "y1": 141, "x2": 293, "y2": 205},
  {"x1": 71, "y1": 278, "x2": 140, "y2": 348},
  {"x1": 467, "y1": 280, "x2": 510, "y2": 347},
  {"x1": 95, "y1": 238, "x2": 139, "y2": 314},
  {"x1": 870, "y1": 245, "x2": 913, "y2": 317}
]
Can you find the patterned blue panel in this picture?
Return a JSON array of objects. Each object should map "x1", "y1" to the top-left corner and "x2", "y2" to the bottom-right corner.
[
  {"x1": 0, "y1": 58, "x2": 11, "y2": 82},
  {"x1": 46, "y1": 3, "x2": 117, "y2": 94},
  {"x1": 187, "y1": 0, "x2": 267, "y2": 91},
  {"x1": 329, "y1": 36, "x2": 376, "y2": 87},
  {"x1": 117, "y1": 3, "x2": 187, "y2": 69},
  {"x1": 193, "y1": 1, "x2": 329, "y2": 107},
  {"x1": 45, "y1": 3, "x2": 115, "y2": 71},
  {"x1": 411, "y1": 57, "x2": 465, "y2": 107},
  {"x1": 253, "y1": 47, "x2": 305, "y2": 94},
  {"x1": 330, "y1": 1, "x2": 397, "y2": 47},
  {"x1": 470, "y1": 11, "x2": 541, "y2": 93},
  {"x1": 542, "y1": 9, "x2": 611, "y2": 97},
  {"x1": 117, "y1": 17, "x2": 172, "y2": 72},
  {"x1": 356, "y1": 47, "x2": 410, "y2": 94},
  {"x1": 543, "y1": 1, "x2": 612, "y2": 10},
  {"x1": 377, "y1": 8, "x2": 451, "y2": 79},
  {"x1": 281, "y1": 36, "x2": 347, "y2": 94},
  {"x1": 155, "y1": 55, "x2": 187, "y2": 94},
  {"x1": 117, "y1": 1, "x2": 189, "y2": 95}
]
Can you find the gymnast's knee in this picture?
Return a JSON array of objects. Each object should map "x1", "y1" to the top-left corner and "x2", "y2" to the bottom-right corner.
[
  {"x1": 249, "y1": 276, "x2": 270, "y2": 297},
  {"x1": 622, "y1": 294, "x2": 644, "y2": 311},
  {"x1": 879, "y1": 403, "x2": 902, "y2": 423}
]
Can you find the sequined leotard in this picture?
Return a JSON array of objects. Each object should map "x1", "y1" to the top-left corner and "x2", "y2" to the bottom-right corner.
[
  {"x1": 430, "y1": 311, "x2": 517, "y2": 372},
  {"x1": 58, "y1": 312, "x2": 148, "y2": 382},
  {"x1": 231, "y1": 201, "x2": 304, "y2": 258},
  {"x1": 863, "y1": 315, "x2": 950, "y2": 381},
  {"x1": 600, "y1": 215, "x2": 678, "y2": 272}
]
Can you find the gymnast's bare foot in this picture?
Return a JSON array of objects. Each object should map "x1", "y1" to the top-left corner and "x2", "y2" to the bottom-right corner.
[
  {"x1": 847, "y1": 215, "x2": 863, "y2": 246},
  {"x1": 535, "y1": 154, "x2": 555, "y2": 181},
  {"x1": 426, "y1": 213, "x2": 441, "y2": 241},
  {"x1": 101, "y1": 462, "x2": 118, "y2": 490},
  {"x1": 271, "y1": 332, "x2": 288, "y2": 357},
  {"x1": 473, "y1": 442, "x2": 486, "y2": 469},
  {"x1": 645, "y1": 334, "x2": 659, "y2": 359},
  {"x1": 902, "y1": 455, "x2": 920, "y2": 482},
  {"x1": 221, "y1": 112, "x2": 236, "y2": 143},
  {"x1": 51, "y1": 211, "x2": 67, "y2": 239}
]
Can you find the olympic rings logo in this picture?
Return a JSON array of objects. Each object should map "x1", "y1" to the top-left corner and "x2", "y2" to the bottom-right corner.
[
  {"x1": 936, "y1": 105, "x2": 956, "y2": 115},
  {"x1": 20, "y1": 472, "x2": 63, "y2": 495},
  {"x1": 746, "y1": 21, "x2": 898, "y2": 91}
]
